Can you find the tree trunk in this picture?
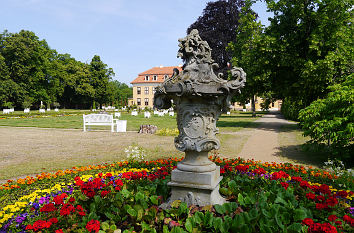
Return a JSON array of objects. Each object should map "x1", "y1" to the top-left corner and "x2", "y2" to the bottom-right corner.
[{"x1": 251, "y1": 95, "x2": 256, "y2": 117}]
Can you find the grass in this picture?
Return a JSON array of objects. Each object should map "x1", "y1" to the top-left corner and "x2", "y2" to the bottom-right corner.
[
  {"x1": 277, "y1": 123, "x2": 329, "y2": 167},
  {"x1": 0, "y1": 110, "x2": 263, "y2": 132}
]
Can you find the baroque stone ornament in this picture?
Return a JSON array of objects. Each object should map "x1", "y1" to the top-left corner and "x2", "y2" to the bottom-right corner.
[{"x1": 154, "y1": 29, "x2": 246, "y2": 207}]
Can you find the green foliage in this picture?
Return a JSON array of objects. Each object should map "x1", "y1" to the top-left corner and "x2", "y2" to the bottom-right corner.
[
  {"x1": 298, "y1": 74, "x2": 354, "y2": 163},
  {"x1": 264, "y1": 0, "x2": 353, "y2": 118},
  {"x1": 0, "y1": 30, "x2": 131, "y2": 109},
  {"x1": 228, "y1": 0, "x2": 272, "y2": 115}
]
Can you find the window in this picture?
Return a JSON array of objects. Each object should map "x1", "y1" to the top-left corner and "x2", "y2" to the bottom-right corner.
[
  {"x1": 144, "y1": 98, "x2": 149, "y2": 106},
  {"x1": 164, "y1": 74, "x2": 169, "y2": 80},
  {"x1": 144, "y1": 87, "x2": 149, "y2": 94},
  {"x1": 137, "y1": 87, "x2": 141, "y2": 95},
  {"x1": 137, "y1": 98, "x2": 141, "y2": 106},
  {"x1": 153, "y1": 87, "x2": 157, "y2": 94},
  {"x1": 144, "y1": 75, "x2": 149, "y2": 81},
  {"x1": 153, "y1": 75, "x2": 157, "y2": 81}
]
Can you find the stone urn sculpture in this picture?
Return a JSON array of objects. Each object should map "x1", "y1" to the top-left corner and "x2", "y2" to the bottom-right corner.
[{"x1": 154, "y1": 29, "x2": 246, "y2": 207}]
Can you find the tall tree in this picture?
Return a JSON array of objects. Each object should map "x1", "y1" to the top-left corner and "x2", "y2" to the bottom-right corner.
[
  {"x1": 228, "y1": 0, "x2": 271, "y2": 116},
  {"x1": 0, "y1": 30, "x2": 56, "y2": 107},
  {"x1": 187, "y1": 0, "x2": 246, "y2": 76},
  {"x1": 264, "y1": 0, "x2": 353, "y2": 119},
  {"x1": 89, "y1": 55, "x2": 114, "y2": 107}
]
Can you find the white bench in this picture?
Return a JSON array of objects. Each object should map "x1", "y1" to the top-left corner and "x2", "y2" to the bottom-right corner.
[
  {"x1": 83, "y1": 114, "x2": 115, "y2": 132},
  {"x1": 131, "y1": 111, "x2": 138, "y2": 116}
]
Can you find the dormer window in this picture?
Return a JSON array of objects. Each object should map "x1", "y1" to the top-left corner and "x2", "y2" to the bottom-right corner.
[
  {"x1": 153, "y1": 75, "x2": 157, "y2": 81},
  {"x1": 144, "y1": 75, "x2": 149, "y2": 81},
  {"x1": 164, "y1": 74, "x2": 169, "y2": 80}
]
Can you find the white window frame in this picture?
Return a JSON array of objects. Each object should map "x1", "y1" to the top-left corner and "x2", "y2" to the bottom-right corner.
[
  {"x1": 144, "y1": 75, "x2": 149, "y2": 81},
  {"x1": 144, "y1": 87, "x2": 149, "y2": 95},
  {"x1": 144, "y1": 98, "x2": 149, "y2": 106},
  {"x1": 153, "y1": 75, "x2": 157, "y2": 81},
  {"x1": 137, "y1": 87, "x2": 141, "y2": 95}
]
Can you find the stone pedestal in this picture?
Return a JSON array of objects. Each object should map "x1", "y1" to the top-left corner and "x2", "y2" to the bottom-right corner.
[{"x1": 168, "y1": 165, "x2": 225, "y2": 206}]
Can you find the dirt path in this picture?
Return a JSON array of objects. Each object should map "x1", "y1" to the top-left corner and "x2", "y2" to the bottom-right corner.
[{"x1": 237, "y1": 111, "x2": 297, "y2": 163}]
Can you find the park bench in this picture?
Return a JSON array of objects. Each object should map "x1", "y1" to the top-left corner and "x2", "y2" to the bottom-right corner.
[{"x1": 83, "y1": 114, "x2": 115, "y2": 132}]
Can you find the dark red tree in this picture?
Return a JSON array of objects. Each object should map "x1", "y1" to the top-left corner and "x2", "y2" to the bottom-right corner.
[{"x1": 187, "y1": 0, "x2": 249, "y2": 77}]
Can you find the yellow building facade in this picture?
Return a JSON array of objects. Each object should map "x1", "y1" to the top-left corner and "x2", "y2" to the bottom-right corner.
[{"x1": 130, "y1": 66, "x2": 182, "y2": 109}]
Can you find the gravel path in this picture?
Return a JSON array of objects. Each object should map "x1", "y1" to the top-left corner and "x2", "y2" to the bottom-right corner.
[{"x1": 237, "y1": 111, "x2": 296, "y2": 163}]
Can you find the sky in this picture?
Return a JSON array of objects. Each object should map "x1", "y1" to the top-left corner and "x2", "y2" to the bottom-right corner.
[{"x1": 0, "y1": 0, "x2": 272, "y2": 85}]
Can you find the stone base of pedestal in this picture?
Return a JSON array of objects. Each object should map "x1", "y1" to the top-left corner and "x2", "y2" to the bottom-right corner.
[{"x1": 160, "y1": 167, "x2": 225, "y2": 208}]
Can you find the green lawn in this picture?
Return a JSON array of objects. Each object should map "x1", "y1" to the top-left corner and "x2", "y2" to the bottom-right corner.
[{"x1": 0, "y1": 111, "x2": 263, "y2": 132}]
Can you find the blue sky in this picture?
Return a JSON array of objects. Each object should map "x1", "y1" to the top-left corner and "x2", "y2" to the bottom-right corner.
[{"x1": 0, "y1": 0, "x2": 271, "y2": 85}]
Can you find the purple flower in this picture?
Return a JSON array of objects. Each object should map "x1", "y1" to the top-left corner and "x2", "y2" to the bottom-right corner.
[
  {"x1": 32, "y1": 202, "x2": 39, "y2": 210},
  {"x1": 15, "y1": 216, "x2": 25, "y2": 224},
  {"x1": 349, "y1": 207, "x2": 354, "y2": 215}
]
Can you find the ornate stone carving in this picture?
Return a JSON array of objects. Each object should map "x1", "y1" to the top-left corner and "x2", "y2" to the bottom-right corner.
[{"x1": 153, "y1": 29, "x2": 246, "y2": 207}]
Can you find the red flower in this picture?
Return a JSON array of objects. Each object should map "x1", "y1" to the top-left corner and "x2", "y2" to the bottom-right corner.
[
  {"x1": 49, "y1": 218, "x2": 58, "y2": 224},
  {"x1": 280, "y1": 182, "x2": 289, "y2": 190},
  {"x1": 319, "y1": 184, "x2": 331, "y2": 195},
  {"x1": 100, "y1": 190, "x2": 110, "y2": 197},
  {"x1": 76, "y1": 205, "x2": 84, "y2": 212},
  {"x1": 315, "y1": 203, "x2": 328, "y2": 210},
  {"x1": 86, "y1": 219, "x2": 100, "y2": 233},
  {"x1": 306, "y1": 192, "x2": 316, "y2": 201},
  {"x1": 328, "y1": 215, "x2": 337, "y2": 222},
  {"x1": 55, "y1": 230, "x2": 64, "y2": 233},
  {"x1": 291, "y1": 176, "x2": 302, "y2": 182},
  {"x1": 78, "y1": 211, "x2": 86, "y2": 216},
  {"x1": 343, "y1": 215, "x2": 354, "y2": 227},
  {"x1": 300, "y1": 181, "x2": 311, "y2": 189},
  {"x1": 325, "y1": 197, "x2": 338, "y2": 207},
  {"x1": 335, "y1": 221, "x2": 342, "y2": 225},
  {"x1": 302, "y1": 218, "x2": 314, "y2": 226},
  {"x1": 69, "y1": 197, "x2": 75, "y2": 203},
  {"x1": 235, "y1": 165, "x2": 249, "y2": 172},
  {"x1": 335, "y1": 190, "x2": 348, "y2": 198},
  {"x1": 253, "y1": 167, "x2": 266, "y2": 175},
  {"x1": 40, "y1": 203, "x2": 57, "y2": 213},
  {"x1": 53, "y1": 193, "x2": 67, "y2": 205},
  {"x1": 308, "y1": 222, "x2": 337, "y2": 233},
  {"x1": 115, "y1": 179, "x2": 123, "y2": 186},
  {"x1": 32, "y1": 220, "x2": 52, "y2": 231},
  {"x1": 60, "y1": 203, "x2": 75, "y2": 216},
  {"x1": 25, "y1": 225, "x2": 34, "y2": 230},
  {"x1": 316, "y1": 195, "x2": 325, "y2": 202}
]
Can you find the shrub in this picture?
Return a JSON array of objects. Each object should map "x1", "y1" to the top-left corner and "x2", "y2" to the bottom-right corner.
[{"x1": 298, "y1": 75, "x2": 354, "y2": 165}]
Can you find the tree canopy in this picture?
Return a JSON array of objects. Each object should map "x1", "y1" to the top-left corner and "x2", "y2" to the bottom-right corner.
[
  {"x1": 187, "y1": 0, "x2": 246, "y2": 76},
  {"x1": 0, "y1": 30, "x2": 132, "y2": 109},
  {"x1": 264, "y1": 0, "x2": 353, "y2": 119}
]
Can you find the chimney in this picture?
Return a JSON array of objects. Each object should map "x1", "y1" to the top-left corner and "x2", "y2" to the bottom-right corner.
[{"x1": 159, "y1": 65, "x2": 164, "y2": 68}]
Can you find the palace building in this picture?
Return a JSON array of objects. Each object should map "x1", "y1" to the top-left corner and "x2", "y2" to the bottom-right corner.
[{"x1": 130, "y1": 65, "x2": 182, "y2": 109}]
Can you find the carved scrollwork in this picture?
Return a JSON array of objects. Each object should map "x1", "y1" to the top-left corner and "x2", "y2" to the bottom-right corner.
[{"x1": 174, "y1": 104, "x2": 220, "y2": 152}]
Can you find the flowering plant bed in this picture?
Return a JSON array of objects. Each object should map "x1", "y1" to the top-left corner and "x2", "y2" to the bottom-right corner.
[{"x1": 0, "y1": 157, "x2": 353, "y2": 233}]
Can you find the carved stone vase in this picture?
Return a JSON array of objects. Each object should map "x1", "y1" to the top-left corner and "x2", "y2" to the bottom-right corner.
[{"x1": 154, "y1": 29, "x2": 246, "y2": 207}]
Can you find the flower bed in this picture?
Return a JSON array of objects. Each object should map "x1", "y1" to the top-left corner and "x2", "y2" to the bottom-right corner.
[{"x1": 0, "y1": 157, "x2": 353, "y2": 233}]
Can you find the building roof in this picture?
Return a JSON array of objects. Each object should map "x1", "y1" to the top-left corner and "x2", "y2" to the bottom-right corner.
[{"x1": 131, "y1": 66, "x2": 182, "y2": 84}]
